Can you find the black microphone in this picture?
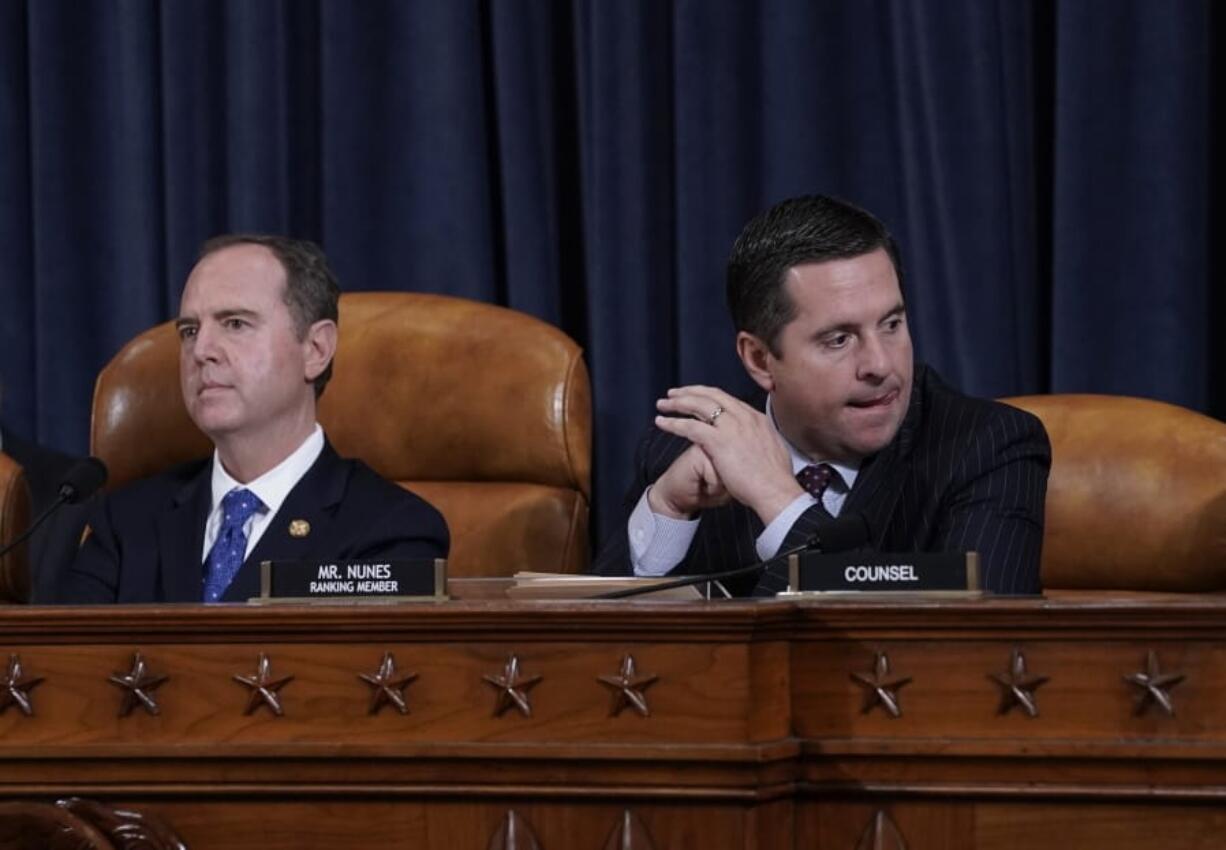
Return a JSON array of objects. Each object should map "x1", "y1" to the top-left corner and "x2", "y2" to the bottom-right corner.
[
  {"x1": 55, "y1": 457, "x2": 108, "y2": 504},
  {"x1": 599, "y1": 512, "x2": 871, "y2": 600},
  {"x1": 0, "y1": 457, "x2": 108, "y2": 561}
]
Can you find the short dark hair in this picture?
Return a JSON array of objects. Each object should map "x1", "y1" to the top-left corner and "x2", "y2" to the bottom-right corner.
[
  {"x1": 726, "y1": 195, "x2": 903, "y2": 355},
  {"x1": 199, "y1": 234, "x2": 341, "y2": 397}
]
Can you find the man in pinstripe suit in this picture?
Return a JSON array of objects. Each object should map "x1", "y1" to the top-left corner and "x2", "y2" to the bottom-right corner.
[{"x1": 592, "y1": 195, "x2": 1050, "y2": 595}]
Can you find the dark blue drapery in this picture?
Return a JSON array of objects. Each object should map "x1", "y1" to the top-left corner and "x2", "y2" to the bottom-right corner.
[{"x1": 0, "y1": 1, "x2": 1219, "y2": 542}]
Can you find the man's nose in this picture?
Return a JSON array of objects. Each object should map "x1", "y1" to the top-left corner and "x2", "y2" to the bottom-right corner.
[
  {"x1": 857, "y1": 331, "x2": 890, "y2": 380},
  {"x1": 191, "y1": 323, "x2": 221, "y2": 362}
]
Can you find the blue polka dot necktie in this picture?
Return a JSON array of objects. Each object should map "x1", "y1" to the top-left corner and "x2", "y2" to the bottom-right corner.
[{"x1": 203, "y1": 488, "x2": 266, "y2": 603}]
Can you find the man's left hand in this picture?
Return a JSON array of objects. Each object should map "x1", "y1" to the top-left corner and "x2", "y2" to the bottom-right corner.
[{"x1": 655, "y1": 386, "x2": 804, "y2": 527}]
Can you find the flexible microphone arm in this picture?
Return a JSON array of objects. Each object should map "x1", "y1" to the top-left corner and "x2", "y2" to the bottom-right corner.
[
  {"x1": 598, "y1": 512, "x2": 870, "y2": 600},
  {"x1": 597, "y1": 539, "x2": 815, "y2": 600},
  {"x1": 0, "y1": 457, "x2": 108, "y2": 561}
]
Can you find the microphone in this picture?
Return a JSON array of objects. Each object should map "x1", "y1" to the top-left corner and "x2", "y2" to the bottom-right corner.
[
  {"x1": 0, "y1": 457, "x2": 108, "y2": 561},
  {"x1": 55, "y1": 457, "x2": 108, "y2": 504},
  {"x1": 599, "y1": 512, "x2": 871, "y2": 600}
]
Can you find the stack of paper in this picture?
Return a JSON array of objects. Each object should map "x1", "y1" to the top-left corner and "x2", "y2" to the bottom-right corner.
[{"x1": 506, "y1": 572, "x2": 705, "y2": 601}]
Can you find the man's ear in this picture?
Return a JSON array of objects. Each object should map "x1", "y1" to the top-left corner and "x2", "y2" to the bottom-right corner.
[
  {"x1": 736, "y1": 331, "x2": 776, "y2": 393},
  {"x1": 303, "y1": 319, "x2": 338, "y2": 383}
]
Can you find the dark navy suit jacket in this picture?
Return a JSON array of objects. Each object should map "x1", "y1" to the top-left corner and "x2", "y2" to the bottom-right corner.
[
  {"x1": 592, "y1": 364, "x2": 1050, "y2": 596},
  {"x1": 1, "y1": 425, "x2": 90, "y2": 603},
  {"x1": 60, "y1": 441, "x2": 449, "y2": 603}
]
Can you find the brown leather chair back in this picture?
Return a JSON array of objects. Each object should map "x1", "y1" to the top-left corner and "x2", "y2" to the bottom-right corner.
[
  {"x1": 92, "y1": 292, "x2": 592, "y2": 577},
  {"x1": 1002, "y1": 394, "x2": 1226, "y2": 592},
  {"x1": 0, "y1": 453, "x2": 31, "y2": 602}
]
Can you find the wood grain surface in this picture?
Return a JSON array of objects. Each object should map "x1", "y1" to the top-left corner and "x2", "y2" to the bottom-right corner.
[{"x1": 0, "y1": 590, "x2": 1223, "y2": 848}]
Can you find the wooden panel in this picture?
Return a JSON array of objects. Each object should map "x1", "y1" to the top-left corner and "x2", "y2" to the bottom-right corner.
[
  {"x1": 802, "y1": 800, "x2": 976, "y2": 850},
  {"x1": 0, "y1": 641, "x2": 757, "y2": 748},
  {"x1": 975, "y1": 800, "x2": 1226, "y2": 849},
  {"x1": 1, "y1": 593, "x2": 1225, "y2": 847},
  {"x1": 117, "y1": 800, "x2": 756, "y2": 850},
  {"x1": 793, "y1": 639, "x2": 1223, "y2": 745},
  {"x1": 803, "y1": 798, "x2": 1226, "y2": 850}
]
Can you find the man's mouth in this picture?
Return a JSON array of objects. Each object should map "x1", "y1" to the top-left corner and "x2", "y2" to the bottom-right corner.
[{"x1": 847, "y1": 389, "x2": 898, "y2": 409}]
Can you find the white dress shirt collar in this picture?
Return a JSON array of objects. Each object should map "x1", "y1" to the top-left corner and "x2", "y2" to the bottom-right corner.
[
  {"x1": 765, "y1": 395, "x2": 860, "y2": 491},
  {"x1": 210, "y1": 424, "x2": 326, "y2": 516},
  {"x1": 202, "y1": 425, "x2": 326, "y2": 562}
]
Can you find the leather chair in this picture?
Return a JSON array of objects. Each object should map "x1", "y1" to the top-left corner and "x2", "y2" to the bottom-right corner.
[
  {"x1": 1002, "y1": 394, "x2": 1226, "y2": 592},
  {"x1": 0, "y1": 798, "x2": 187, "y2": 849},
  {"x1": 0, "y1": 453, "x2": 31, "y2": 602},
  {"x1": 91, "y1": 292, "x2": 592, "y2": 578}
]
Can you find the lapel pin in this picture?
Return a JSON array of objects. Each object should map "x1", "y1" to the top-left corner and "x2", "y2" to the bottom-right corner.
[{"x1": 288, "y1": 519, "x2": 311, "y2": 538}]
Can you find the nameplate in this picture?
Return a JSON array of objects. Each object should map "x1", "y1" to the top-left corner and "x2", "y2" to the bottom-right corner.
[
  {"x1": 786, "y1": 551, "x2": 980, "y2": 593},
  {"x1": 254, "y1": 559, "x2": 447, "y2": 603}
]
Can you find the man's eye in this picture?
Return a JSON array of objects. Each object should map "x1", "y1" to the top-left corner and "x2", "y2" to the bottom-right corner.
[
  {"x1": 223, "y1": 318, "x2": 247, "y2": 330},
  {"x1": 824, "y1": 333, "x2": 851, "y2": 349},
  {"x1": 883, "y1": 317, "x2": 904, "y2": 332},
  {"x1": 177, "y1": 326, "x2": 196, "y2": 340}
]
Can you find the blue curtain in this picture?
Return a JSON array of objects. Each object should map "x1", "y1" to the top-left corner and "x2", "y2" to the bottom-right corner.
[{"x1": 0, "y1": 0, "x2": 1217, "y2": 542}]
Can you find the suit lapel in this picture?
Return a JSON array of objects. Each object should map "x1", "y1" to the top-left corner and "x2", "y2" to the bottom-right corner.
[
  {"x1": 155, "y1": 464, "x2": 212, "y2": 603},
  {"x1": 221, "y1": 443, "x2": 350, "y2": 602},
  {"x1": 842, "y1": 366, "x2": 925, "y2": 548}
]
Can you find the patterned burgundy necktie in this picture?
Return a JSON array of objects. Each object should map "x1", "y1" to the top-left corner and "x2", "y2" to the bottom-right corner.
[{"x1": 796, "y1": 463, "x2": 836, "y2": 507}]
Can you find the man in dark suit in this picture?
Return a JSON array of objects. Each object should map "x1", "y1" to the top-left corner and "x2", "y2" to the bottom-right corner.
[
  {"x1": 592, "y1": 195, "x2": 1049, "y2": 595},
  {"x1": 0, "y1": 425, "x2": 77, "y2": 518},
  {"x1": 61, "y1": 235, "x2": 447, "y2": 604},
  {"x1": 0, "y1": 423, "x2": 90, "y2": 602}
]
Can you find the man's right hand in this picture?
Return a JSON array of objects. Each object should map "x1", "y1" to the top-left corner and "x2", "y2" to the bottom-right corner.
[{"x1": 647, "y1": 443, "x2": 730, "y2": 519}]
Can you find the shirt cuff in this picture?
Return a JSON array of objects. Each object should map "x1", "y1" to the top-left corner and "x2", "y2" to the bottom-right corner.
[
  {"x1": 628, "y1": 487, "x2": 701, "y2": 576},
  {"x1": 755, "y1": 493, "x2": 818, "y2": 560}
]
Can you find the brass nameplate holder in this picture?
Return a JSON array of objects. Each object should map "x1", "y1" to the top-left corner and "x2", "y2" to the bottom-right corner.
[
  {"x1": 252, "y1": 558, "x2": 447, "y2": 604},
  {"x1": 785, "y1": 551, "x2": 981, "y2": 595}
]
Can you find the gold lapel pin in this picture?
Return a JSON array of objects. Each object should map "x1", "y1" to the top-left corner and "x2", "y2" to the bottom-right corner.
[{"x1": 288, "y1": 519, "x2": 311, "y2": 538}]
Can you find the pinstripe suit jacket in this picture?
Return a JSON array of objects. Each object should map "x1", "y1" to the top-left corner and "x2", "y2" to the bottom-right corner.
[{"x1": 592, "y1": 364, "x2": 1050, "y2": 595}]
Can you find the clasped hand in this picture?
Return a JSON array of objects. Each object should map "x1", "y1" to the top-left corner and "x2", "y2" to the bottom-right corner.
[{"x1": 648, "y1": 386, "x2": 803, "y2": 526}]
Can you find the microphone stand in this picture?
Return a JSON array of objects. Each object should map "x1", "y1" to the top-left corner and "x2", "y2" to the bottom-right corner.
[{"x1": 596, "y1": 537, "x2": 816, "y2": 600}]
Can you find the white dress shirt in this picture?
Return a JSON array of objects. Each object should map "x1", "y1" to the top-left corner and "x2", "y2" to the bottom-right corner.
[
  {"x1": 201, "y1": 425, "x2": 326, "y2": 562},
  {"x1": 628, "y1": 400, "x2": 859, "y2": 576}
]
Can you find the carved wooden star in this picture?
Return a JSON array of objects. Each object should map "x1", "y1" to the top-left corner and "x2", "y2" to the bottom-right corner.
[
  {"x1": 487, "y1": 810, "x2": 543, "y2": 849},
  {"x1": 233, "y1": 653, "x2": 294, "y2": 716},
  {"x1": 108, "y1": 652, "x2": 169, "y2": 717},
  {"x1": 851, "y1": 652, "x2": 911, "y2": 718},
  {"x1": 1124, "y1": 650, "x2": 1185, "y2": 717},
  {"x1": 597, "y1": 654, "x2": 658, "y2": 717},
  {"x1": 359, "y1": 652, "x2": 418, "y2": 715},
  {"x1": 601, "y1": 810, "x2": 656, "y2": 849},
  {"x1": 855, "y1": 810, "x2": 907, "y2": 850},
  {"x1": 0, "y1": 653, "x2": 43, "y2": 717},
  {"x1": 989, "y1": 648, "x2": 1049, "y2": 717},
  {"x1": 482, "y1": 655, "x2": 542, "y2": 717}
]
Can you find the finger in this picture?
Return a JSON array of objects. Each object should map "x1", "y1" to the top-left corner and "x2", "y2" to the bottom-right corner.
[
  {"x1": 697, "y1": 465, "x2": 727, "y2": 499},
  {"x1": 655, "y1": 414, "x2": 717, "y2": 446},
  {"x1": 690, "y1": 446, "x2": 723, "y2": 485},
  {"x1": 695, "y1": 462, "x2": 727, "y2": 501},
  {"x1": 657, "y1": 393, "x2": 735, "y2": 423},
  {"x1": 696, "y1": 460, "x2": 730, "y2": 506},
  {"x1": 665, "y1": 385, "x2": 743, "y2": 408},
  {"x1": 660, "y1": 386, "x2": 755, "y2": 422}
]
